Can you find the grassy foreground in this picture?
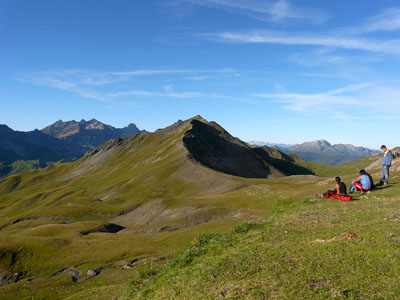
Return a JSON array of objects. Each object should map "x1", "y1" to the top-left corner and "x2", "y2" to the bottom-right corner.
[{"x1": 123, "y1": 174, "x2": 400, "y2": 299}]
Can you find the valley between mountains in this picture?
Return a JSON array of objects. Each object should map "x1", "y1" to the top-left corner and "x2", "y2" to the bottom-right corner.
[{"x1": 0, "y1": 116, "x2": 398, "y2": 299}]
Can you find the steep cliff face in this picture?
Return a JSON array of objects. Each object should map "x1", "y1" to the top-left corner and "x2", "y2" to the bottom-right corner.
[{"x1": 183, "y1": 119, "x2": 273, "y2": 178}]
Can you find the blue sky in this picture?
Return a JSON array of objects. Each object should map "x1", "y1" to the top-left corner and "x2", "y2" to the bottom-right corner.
[{"x1": 1, "y1": 0, "x2": 400, "y2": 149}]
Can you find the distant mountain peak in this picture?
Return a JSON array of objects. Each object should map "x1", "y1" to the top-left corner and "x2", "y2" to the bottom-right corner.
[
  {"x1": 40, "y1": 118, "x2": 144, "y2": 154},
  {"x1": 84, "y1": 119, "x2": 104, "y2": 130},
  {"x1": 125, "y1": 123, "x2": 139, "y2": 129},
  {"x1": 189, "y1": 115, "x2": 207, "y2": 123},
  {"x1": 317, "y1": 139, "x2": 331, "y2": 146},
  {"x1": 248, "y1": 139, "x2": 379, "y2": 165},
  {"x1": 0, "y1": 124, "x2": 14, "y2": 134}
]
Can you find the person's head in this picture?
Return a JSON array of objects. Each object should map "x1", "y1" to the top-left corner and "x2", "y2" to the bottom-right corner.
[
  {"x1": 360, "y1": 169, "x2": 366, "y2": 175},
  {"x1": 381, "y1": 145, "x2": 387, "y2": 152},
  {"x1": 335, "y1": 176, "x2": 341, "y2": 183}
]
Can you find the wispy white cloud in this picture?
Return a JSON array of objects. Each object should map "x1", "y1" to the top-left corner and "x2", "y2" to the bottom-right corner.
[
  {"x1": 186, "y1": 75, "x2": 215, "y2": 81},
  {"x1": 288, "y1": 47, "x2": 384, "y2": 71},
  {"x1": 206, "y1": 30, "x2": 400, "y2": 55},
  {"x1": 253, "y1": 82, "x2": 400, "y2": 120},
  {"x1": 106, "y1": 89, "x2": 252, "y2": 102},
  {"x1": 19, "y1": 71, "x2": 106, "y2": 101},
  {"x1": 21, "y1": 68, "x2": 236, "y2": 86},
  {"x1": 17, "y1": 68, "x2": 238, "y2": 101},
  {"x1": 289, "y1": 48, "x2": 352, "y2": 67},
  {"x1": 108, "y1": 68, "x2": 236, "y2": 77},
  {"x1": 17, "y1": 68, "x2": 254, "y2": 103},
  {"x1": 362, "y1": 7, "x2": 400, "y2": 32},
  {"x1": 169, "y1": 0, "x2": 330, "y2": 24},
  {"x1": 162, "y1": 84, "x2": 174, "y2": 92},
  {"x1": 17, "y1": 68, "x2": 400, "y2": 123}
]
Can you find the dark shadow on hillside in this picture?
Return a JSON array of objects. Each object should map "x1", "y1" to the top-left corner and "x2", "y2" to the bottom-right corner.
[
  {"x1": 183, "y1": 120, "x2": 271, "y2": 178},
  {"x1": 80, "y1": 223, "x2": 125, "y2": 235},
  {"x1": 253, "y1": 147, "x2": 315, "y2": 176}
]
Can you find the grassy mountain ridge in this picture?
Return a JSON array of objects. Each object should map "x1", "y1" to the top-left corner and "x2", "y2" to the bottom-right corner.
[{"x1": 0, "y1": 116, "x2": 312, "y2": 299}]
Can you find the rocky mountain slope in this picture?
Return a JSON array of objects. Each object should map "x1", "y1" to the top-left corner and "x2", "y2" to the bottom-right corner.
[
  {"x1": 0, "y1": 119, "x2": 144, "y2": 178},
  {"x1": 42, "y1": 119, "x2": 143, "y2": 155}
]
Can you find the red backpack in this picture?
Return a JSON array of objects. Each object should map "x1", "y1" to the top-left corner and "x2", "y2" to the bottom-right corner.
[
  {"x1": 323, "y1": 190, "x2": 352, "y2": 201},
  {"x1": 335, "y1": 194, "x2": 352, "y2": 201}
]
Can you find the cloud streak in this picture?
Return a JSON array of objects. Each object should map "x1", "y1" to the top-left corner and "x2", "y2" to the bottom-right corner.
[
  {"x1": 169, "y1": 0, "x2": 330, "y2": 24},
  {"x1": 253, "y1": 82, "x2": 400, "y2": 120},
  {"x1": 21, "y1": 68, "x2": 236, "y2": 86},
  {"x1": 206, "y1": 30, "x2": 400, "y2": 55},
  {"x1": 106, "y1": 89, "x2": 252, "y2": 103},
  {"x1": 17, "y1": 69, "x2": 400, "y2": 123},
  {"x1": 18, "y1": 68, "x2": 253, "y2": 103},
  {"x1": 18, "y1": 68, "x2": 238, "y2": 101},
  {"x1": 21, "y1": 72, "x2": 106, "y2": 101},
  {"x1": 362, "y1": 7, "x2": 400, "y2": 33}
]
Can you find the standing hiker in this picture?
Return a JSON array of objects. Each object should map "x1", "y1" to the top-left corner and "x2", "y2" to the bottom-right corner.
[{"x1": 379, "y1": 145, "x2": 392, "y2": 185}]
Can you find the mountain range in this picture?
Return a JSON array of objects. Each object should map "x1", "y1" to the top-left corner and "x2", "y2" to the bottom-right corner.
[
  {"x1": 0, "y1": 116, "x2": 316, "y2": 297},
  {"x1": 249, "y1": 139, "x2": 379, "y2": 165},
  {"x1": 0, "y1": 119, "x2": 144, "y2": 177},
  {"x1": 0, "y1": 118, "x2": 380, "y2": 180},
  {"x1": 0, "y1": 115, "x2": 394, "y2": 299}
]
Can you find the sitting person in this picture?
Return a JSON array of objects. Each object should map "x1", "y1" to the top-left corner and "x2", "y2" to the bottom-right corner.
[
  {"x1": 320, "y1": 176, "x2": 351, "y2": 201},
  {"x1": 352, "y1": 170, "x2": 371, "y2": 192},
  {"x1": 362, "y1": 169, "x2": 375, "y2": 190},
  {"x1": 335, "y1": 176, "x2": 347, "y2": 195}
]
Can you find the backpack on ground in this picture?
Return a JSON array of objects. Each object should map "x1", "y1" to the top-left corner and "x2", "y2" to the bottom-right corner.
[
  {"x1": 335, "y1": 194, "x2": 352, "y2": 201},
  {"x1": 323, "y1": 190, "x2": 335, "y2": 198},
  {"x1": 323, "y1": 190, "x2": 353, "y2": 201}
]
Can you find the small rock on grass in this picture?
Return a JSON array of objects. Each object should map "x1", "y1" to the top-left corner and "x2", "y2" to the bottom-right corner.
[
  {"x1": 123, "y1": 264, "x2": 133, "y2": 269},
  {"x1": 314, "y1": 232, "x2": 357, "y2": 243},
  {"x1": 87, "y1": 269, "x2": 99, "y2": 276},
  {"x1": 330, "y1": 288, "x2": 346, "y2": 298}
]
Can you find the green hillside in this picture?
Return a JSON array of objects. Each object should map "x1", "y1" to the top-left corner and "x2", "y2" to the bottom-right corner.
[
  {"x1": 124, "y1": 159, "x2": 400, "y2": 300},
  {"x1": 0, "y1": 116, "x2": 315, "y2": 299}
]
